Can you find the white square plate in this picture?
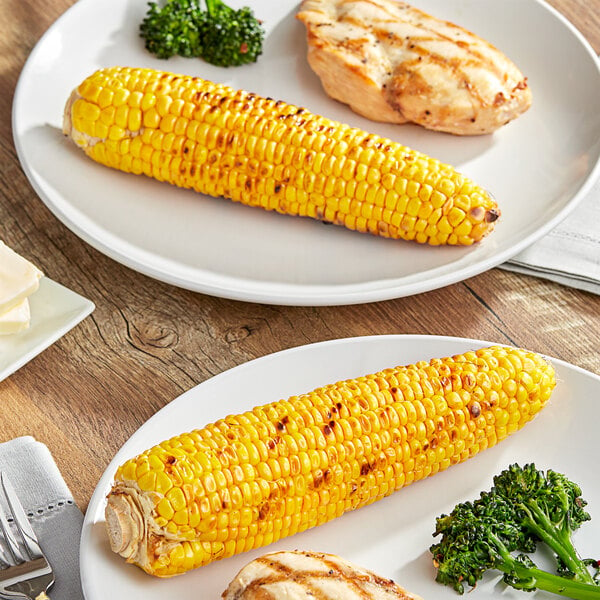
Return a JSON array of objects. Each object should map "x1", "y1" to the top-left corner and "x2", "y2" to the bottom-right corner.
[{"x1": 0, "y1": 277, "x2": 94, "y2": 382}]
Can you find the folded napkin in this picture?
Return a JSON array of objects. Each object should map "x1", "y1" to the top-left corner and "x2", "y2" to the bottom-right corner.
[
  {"x1": 501, "y1": 175, "x2": 600, "y2": 295},
  {"x1": 0, "y1": 436, "x2": 84, "y2": 600}
]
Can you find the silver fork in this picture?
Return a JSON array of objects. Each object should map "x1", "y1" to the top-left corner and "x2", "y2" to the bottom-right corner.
[{"x1": 0, "y1": 473, "x2": 54, "y2": 600}]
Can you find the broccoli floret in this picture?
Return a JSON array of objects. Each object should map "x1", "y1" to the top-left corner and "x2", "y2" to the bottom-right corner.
[
  {"x1": 139, "y1": 0, "x2": 264, "y2": 67},
  {"x1": 430, "y1": 464, "x2": 600, "y2": 599},
  {"x1": 493, "y1": 463, "x2": 594, "y2": 583},
  {"x1": 200, "y1": 0, "x2": 264, "y2": 67},
  {"x1": 140, "y1": 0, "x2": 206, "y2": 59}
]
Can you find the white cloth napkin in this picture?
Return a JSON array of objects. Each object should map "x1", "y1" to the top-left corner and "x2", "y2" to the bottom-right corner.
[
  {"x1": 501, "y1": 175, "x2": 600, "y2": 294},
  {"x1": 0, "y1": 436, "x2": 84, "y2": 600}
]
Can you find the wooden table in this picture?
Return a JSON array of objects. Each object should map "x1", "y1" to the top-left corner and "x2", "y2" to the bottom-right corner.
[{"x1": 1, "y1": 0, "x2": 599, "y2": 511}]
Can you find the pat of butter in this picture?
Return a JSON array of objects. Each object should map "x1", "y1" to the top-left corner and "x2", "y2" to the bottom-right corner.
[
  {"x1": 0, "y1": 240, "x2": 43, "y2": 315},
  {"x1": 0, "y1": 298, "x2": 31, "y2": 335}
]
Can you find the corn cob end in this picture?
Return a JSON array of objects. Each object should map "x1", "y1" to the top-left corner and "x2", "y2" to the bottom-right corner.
[
  {"x1": 63, "y1": 88, "x2": 93, "y2": 149},
  {"x1": 105, "y1": 487, "x2": 144, "y2": 563}
]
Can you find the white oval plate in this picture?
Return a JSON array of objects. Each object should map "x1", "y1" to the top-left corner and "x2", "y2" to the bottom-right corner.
[
  {"x1": 13, "y1": 0, "x2": 600, "y2": 305},
  {"x1": 81, "y1": 334, "x2": 599, "y2": 600}
]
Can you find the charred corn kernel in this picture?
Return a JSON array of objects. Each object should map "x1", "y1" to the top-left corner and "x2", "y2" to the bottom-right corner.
[
  {"x1": 105, "y1": 345, "x2": 555, "y2": 578},
  {"x1": 65, "y1": 67, "x2": 500, "y2": 245}
]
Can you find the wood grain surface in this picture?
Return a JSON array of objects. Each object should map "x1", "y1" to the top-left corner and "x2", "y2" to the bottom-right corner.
[{"x1": 1, "y1": 0, "x2": 599, "y2": 511}]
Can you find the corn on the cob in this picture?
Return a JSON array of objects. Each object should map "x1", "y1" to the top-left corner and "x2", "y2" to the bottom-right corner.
[
  {"x1": 64, "y1": 66, "x2": 500, "y2": 246},
  {"x1": 105, "y1": 345, "x2": 555, "y2": 577}
]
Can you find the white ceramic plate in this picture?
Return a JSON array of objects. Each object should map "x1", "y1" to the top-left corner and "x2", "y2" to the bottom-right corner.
[
  {"x1": 13, "y1": 1, "x2": 600, "y2": 305},
  {"x1": 81, "y1": 334, "x2": 599, "y2": 600},
  {"x1": 0, "y1": 277, "x2": 94, "y2": 382}
]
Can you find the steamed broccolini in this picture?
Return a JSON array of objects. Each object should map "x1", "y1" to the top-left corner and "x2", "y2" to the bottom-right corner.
[
  {"x1": 200, "y1": 0, "x2": 264, "y2": 66},
  {"x1": 430, "y1": 464, "x2": 599, "y2": 599},
  {"x1": 140, "y1": 0, "x2": 264, "y2": 66},
  {"x1": 140, "y1": 0, "x2": 205, "y2": 59}
]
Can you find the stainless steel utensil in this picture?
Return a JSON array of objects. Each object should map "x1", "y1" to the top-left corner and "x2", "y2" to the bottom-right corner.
[{"x1": 0, "y1": 473, "x2": 54, "y2": 600}]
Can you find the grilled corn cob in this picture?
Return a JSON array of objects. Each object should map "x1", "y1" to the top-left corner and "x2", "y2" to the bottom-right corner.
[
  {"x1": 63, "y1": 66, "x2": 499, "y2": 246},
  {"x1": 105, "y1": 345, "x2": 555, "y2": 577}
]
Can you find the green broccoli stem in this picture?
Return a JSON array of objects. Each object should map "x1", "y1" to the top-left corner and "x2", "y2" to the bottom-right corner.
[
  {"x1": 491, "y1": 532, "x2": 600, "y2": 599},
  {"x1": 204, "y1": 0, "x2": 228, "y2": 15},
  {"x1": 522, "y1": 500, "x2": 595, "y2": 585},
  {"x1": 498, "y1": 561, "x2": 600, "y2": 599}
]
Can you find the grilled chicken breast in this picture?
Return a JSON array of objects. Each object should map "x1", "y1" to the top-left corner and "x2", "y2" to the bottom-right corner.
[
  {"x1": 222, "y1": 550, "x2": 423, "y2": 599},
  {"x1": 296, "y1": 0, "x2": 532, "y2": 135}
]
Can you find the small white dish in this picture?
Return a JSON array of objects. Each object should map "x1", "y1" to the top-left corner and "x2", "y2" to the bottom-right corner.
[
  {"x1": 80, "y1": 334, "x2": 599, "y2": 600},
  {"x1": 0, "y1": 277, "x2": 94, "y2": 382}
]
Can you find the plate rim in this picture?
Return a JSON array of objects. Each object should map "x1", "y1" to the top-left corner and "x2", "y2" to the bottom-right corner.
[
  {"x1": 12, "y1": 0, "x2": 600, "y2": 306},
  {"x1": 80, "y1": 332, "x2": 600, "y2": 599}
]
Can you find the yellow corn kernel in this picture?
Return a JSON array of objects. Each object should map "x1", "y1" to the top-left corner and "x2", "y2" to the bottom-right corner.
[
  {"x1": 437, "y1": 216, "x2": 454, "y2": 234},
  {"x1": 113, "y1": 87, "x2": 129, "y2": 107},
  {"x1": 108, "y1": 125, "x2": 125, "y2": 141},
  {"x1": 94, "y1": 121, "x2": 109, "y2": 140},
  {"x1": 448, "y1": 206, "x2": 466, "y2": 227},
  {"x1": 78, "y1": 79, "x2": 101, "y2": 103},
  {"x1": 141, "y1": 92, "x2": 156, "y2": 111},
  {"x1": 127, "y1": 108, "x2": 142, "y2": 132},
  {"x1": 166, "y1": 487, "x2": 187, "y2": 512},
  {"x1": 157, "y1": 497, "x2": 174, "y2": 520},
  {"x1": 160, "y1": 114, "x2": 177, "y2": 134},
  {"x1": 96, "y1": 87, "x2": 114, "y2": 108},
  {"x1": 156, "y1": 94, "x2": 172, "y2": 116},
  {"x1": 438, "y1": 178, "x2": 456, "y2": 197},
  {"x1": 455, "y1": 219, "x2": 473, "y2": 237},
  {"x1": 114, "y1": 104, "x2": 129, "y2": 129},
  {"x1": 74, "y1": 99, "x2": 101, "y2": 122},
  {"x1": 406, "y1": 197, "x2": 421, "y2": 217},
  {"x1": 127, "y1": 90, "x2": 143, "y2": 108},
  {"x1": 143, "y1": 107, "x2": 160, "y2": 129}
]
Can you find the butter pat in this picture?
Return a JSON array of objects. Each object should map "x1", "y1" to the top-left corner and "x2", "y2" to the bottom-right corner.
[
  {"x1": 0, "y1": 299, "x2": 31, "y2": 335},
  {"x1": 0, "y1": 240, "x2": 43, "y2": 315}
]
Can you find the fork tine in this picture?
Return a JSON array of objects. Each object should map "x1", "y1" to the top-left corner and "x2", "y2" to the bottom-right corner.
[
  {"x1": 0, "y1": 591, "x2": 31, "y2": 599},
  {"x1": 0, "y1": 495, "x2": 25, "y2": 565},
  {"x1": 0, "y1": 542, "x2": 12, "y2": 567},
  {"x1": 0, "y1": 474, "x2": 43, "y2": 562}
]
